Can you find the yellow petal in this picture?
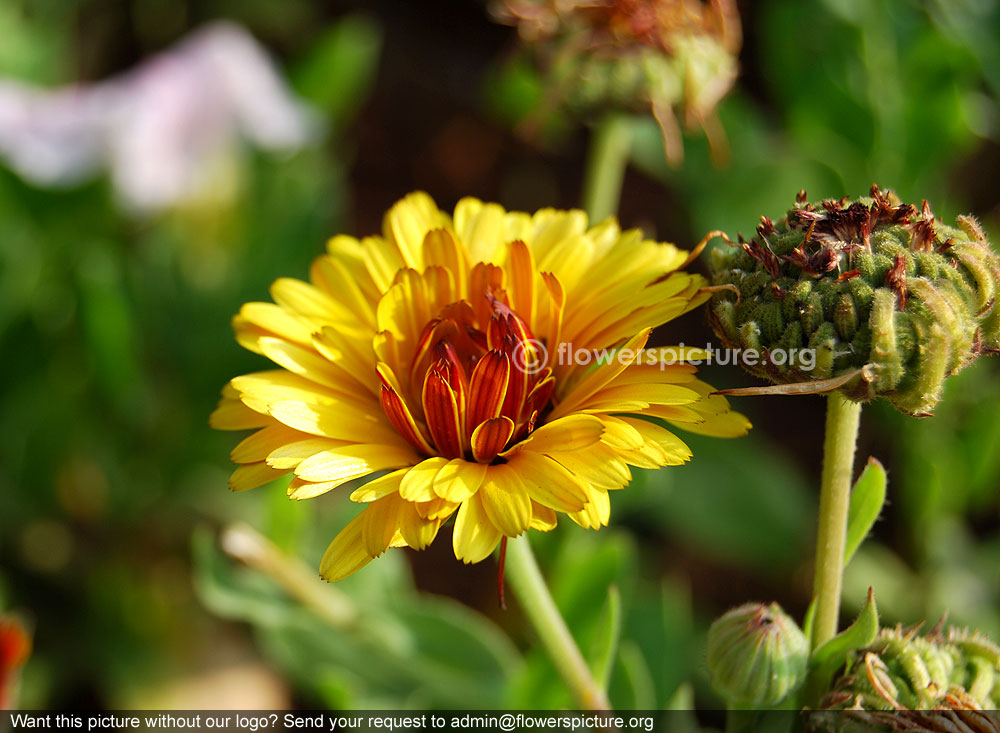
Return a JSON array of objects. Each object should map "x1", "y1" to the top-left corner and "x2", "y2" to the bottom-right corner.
[
  {"x1": 452, "y1": 493, "x2": 502, "y2": 564},
  {"x1": 398, "y1": 457, "x2": 450, "y2": 502},
  {"x1": 549, "y1": 446, "x2": 631, "y2": 490},
  {"x1": 478, "y1": 464, "x2": 532, "y2": 537},
  {"x1": 266, "y1": 438, "x2": 346, "y2": 470},
  {"x1": 229, "y1": 462, "x2": 286, "y2": 492},
  {"x1": 529, "y1": 503, "x2": 558, "y2": 532},
  {"x1": 310, "y1": 253, "x2": 377, "y2": 330},
  {"x1": 376, "y1": 268, "x2": 431, "y2": 363},
  {"x1": 505, "y1": 451, "x2": 589, "y2": 512},
  {"x1": 239, "y1": 302, "x2": 315, "y2": 345},
  {"x1": 233, "y1": 314, "x2": 270, "y2": 355},
  {"x1": 506, "y1": 239, "x2": 535, "y2": 325},
  {"x1": 536, "y1": 231, "x2": 592, "y2": 294},
  {"x1": 580, "y1": 383, "x2": 700, "y2": 413},
  {"x1": 294, "y1": 444, "x2": 417, "y2": 483},
  {"x1": 320, "y1": 512, "x2": 374, "y2": 582},
  {"x1": 386, "y1": 191, "x2": 447, "y2": 269},
  {"x1": 362, "y1": 495, "x2": 401, "y2": 557},
  {"x1": 619, "y1": 417, "x2": 692, "y2": 465},
  {"x1": 268, "y1": 400, "x2": 400, "y2": 444},
  {"x1": 350, "y1": 469, "x2": 408, "y2": 503},
  {"x1": 527, "y1": 208, "x2": 588, "y2": 261},
  {"x1": 257, "y1": 337, "x2": 351, "y2": 392},
  {"x1": 548, "y1": 330, "x2": 651, "y2": 420},
  {"x1": 677, "y1": 410, "x2": 753, "y2": 438},
  {"x1": 422, "y1": 228, "x2": 469, "y2": 298},
  {"x1": 210, "y1": 397, "x2": 271, "y2": 430},
  {"x1": 270, "y1": 277, "x2": 352, "y2": 326},
  {"x1": 231, "y1": 424, "x2": 311, "y2": 463},
  {"x1": 596, "y1": 415, "x2": 645, "y2": 450},
  {"x1": 231, "y1": 370, "x2": 370, "y2": 414},
  {"x1": 398, "y1": 500, "x2": 442, "y2": 550},
  {"x1": 360, "y1": 234, "x2": 406, "y2": 293},
  {"x1": 453, "y1": 197, "x2": 506, "y2": 264},
  {"x1": 432, "y1": 459, "x2": 487, "y2": 502},
  {"x1": 415, "y1": 497, "x2": 459, "y2": 522},
  {"x1": 667, "y1": 381, "x2": 752, "y2": 437},
  {"x1": 287, "y1": 477, "x2": 353, "y2": 500},
  {"x1": 501, "y1": 413, "x2": 604, "y2": 456},
  {"x1": 310, "y1": 326, "x2": 378, "y2": 395},
  {"x1": 615, "y1": 442, "x2": 668, "y2": 470},
  {"x1": 568, "y1": 486, "x2": 611, "y2": 530}
]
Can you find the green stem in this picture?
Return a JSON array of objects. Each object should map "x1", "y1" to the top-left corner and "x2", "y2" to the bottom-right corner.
[
  {"x1": 810, "y1": 392, "x2": 863, "y2": 650},
  {"x1": 581, "y1": 114, "x2": 633, "y2": 222},
  {"x1": 505, "y1": 534, "x2": 611, "y2": 711}
]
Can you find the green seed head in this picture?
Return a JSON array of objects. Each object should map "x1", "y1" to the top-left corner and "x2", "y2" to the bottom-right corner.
[
  {"x1": 706, "y1": 602, "x2": 809, "y2": 708},
  {"x1": 495, "y1": 0, "x2": 741, "y2": 163},
  {"x1": 707, "y1": 185, "x2": 1000, "y2": 416},
  {"x1": 822, "y1": 624, "x2": 1000, "y2": 711}
]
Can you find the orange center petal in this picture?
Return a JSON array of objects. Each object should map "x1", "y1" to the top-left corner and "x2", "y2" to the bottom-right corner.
[{"x1": 380, "y1": 289, "x2": 553, "y2": 463}]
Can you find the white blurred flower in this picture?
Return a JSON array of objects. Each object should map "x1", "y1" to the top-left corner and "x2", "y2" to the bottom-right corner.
[{"x1": 0, "y1": 22, "x2": 318, "y2": 213}]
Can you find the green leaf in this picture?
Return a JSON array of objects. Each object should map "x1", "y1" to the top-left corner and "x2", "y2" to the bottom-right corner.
[
  {"x1": 844, "y1": 457, "x2": 888, "y2": 568},
  {"x1": 614, "y1": 641, "x2": 656, "y2": 709},
  {"x1": 802, "y1": 598, "x2": 816, "y2": 644},
  {"x1": 192, "y1": 524, "x2": 520, "y2": 709},
  {"x1": 809, "y1": 588, "x2": 879, "y2": 687},
  {"x1": 665, "y1": 682, "x2": 694, "y2": 710},
  {"x1": 291, "y1": 14, "x2": 382, "y2": 126},
  {"x1": 589, "y1": 584, "x2": 622, "y2": 689}
]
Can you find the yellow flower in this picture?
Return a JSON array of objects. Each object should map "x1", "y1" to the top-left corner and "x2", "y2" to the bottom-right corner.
[{"x1": 211, "y1": 193, "x2": 750, "y2": 580}]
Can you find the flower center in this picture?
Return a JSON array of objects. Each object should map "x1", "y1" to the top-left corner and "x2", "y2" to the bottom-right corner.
[{"x1": 379, "y1": 293, "x2": 554, "y2": 464}]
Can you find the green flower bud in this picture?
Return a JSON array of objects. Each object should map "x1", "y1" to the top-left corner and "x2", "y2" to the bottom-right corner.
[
  {"x1": 706, "y1": 186, "x2": 1000, "y2": 415},
  {"x1": 706, "y1": 602, "x2": 809, "y2": 708}
]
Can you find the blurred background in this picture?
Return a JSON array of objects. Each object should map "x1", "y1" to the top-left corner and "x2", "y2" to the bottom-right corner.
[{"x1": 1, "y1": 0, "x2": 999, "y2": 715}]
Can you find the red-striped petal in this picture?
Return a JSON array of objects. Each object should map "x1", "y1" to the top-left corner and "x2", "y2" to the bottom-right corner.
[
  {"x1": 471, "y1": 416, "x2": 515, "y2": 463},
  {"x1": 467, "y1": 349, "x2": 510, "y2": 430},
  {"x1": 380, "y1": 384, "x2": 434, "y2": 454},
  {"x1": 422, "y1": 369, "x2": 463, "y2": 458},
  {"x1": 432, "y1": 340, "x2": 468, "y2": 413},
  {"x1": 468, "y1": 262, "x2": 504, "y2": 329},
  {"x1": 524, "y1": 372, "x2": 555, "y2": 416}
]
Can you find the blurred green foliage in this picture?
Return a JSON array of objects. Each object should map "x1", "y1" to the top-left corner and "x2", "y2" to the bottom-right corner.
[{"x1": 0, "y1": 0, "x2": 999, "y2": 715}]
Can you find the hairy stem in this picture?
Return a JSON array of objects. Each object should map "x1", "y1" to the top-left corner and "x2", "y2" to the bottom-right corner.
[
  {"x1": 810, "y1": 392, "x2": 863, "y2": 650},
  {"x1": 505, "y1": 534, "x2": 611, "y2": 710},
  {"x1": 581, "y1": 114, "x2": 632, "y2": 223}
]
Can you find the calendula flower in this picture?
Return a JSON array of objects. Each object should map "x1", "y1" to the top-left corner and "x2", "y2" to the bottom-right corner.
[{"x1": 212, "y1": 193, "x2": 749, "y2": 580}]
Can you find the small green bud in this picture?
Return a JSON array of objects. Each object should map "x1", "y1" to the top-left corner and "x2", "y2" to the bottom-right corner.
[
  {"x1": 706, "y1": 185, "x2": 1000, "y2": 415},
  {"x1": 706, "y1": 602, "x2": 809, "y2": 708}
]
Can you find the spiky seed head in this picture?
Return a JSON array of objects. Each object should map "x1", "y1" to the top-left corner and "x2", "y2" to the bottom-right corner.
[{"x1": 707, "y1": 185, "x2": 1000, "y2": 415}]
